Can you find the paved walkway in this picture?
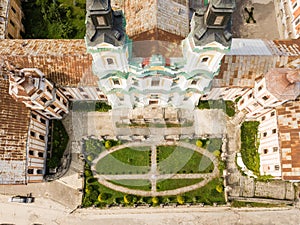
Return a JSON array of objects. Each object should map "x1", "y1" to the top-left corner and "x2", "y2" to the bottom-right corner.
[{"x1": 92, "y1": 142, "x2": 219, "y2": 196}]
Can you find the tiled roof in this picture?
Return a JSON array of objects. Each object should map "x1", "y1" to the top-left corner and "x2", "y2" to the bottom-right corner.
[
  {"x1": 0, "y1": 39, "x2": 98, "y2": 87},
  {"x1": 276, "y1": 97, "x2": 300, "y2": 180},
  {"x1": 213, "y1": 39, "x2": 300, "y2": 88},
  {"x1": 0, "y1": 77, "x2": 30, "y2": 184}
]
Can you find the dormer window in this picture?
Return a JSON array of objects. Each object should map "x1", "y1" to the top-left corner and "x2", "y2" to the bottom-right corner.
[
  {"x1": 214, "y1": 16, "x2": 224, "y2": 25},
  {"x1": 96, "y1": 16, "x2": 107, "y2": 26},
  {"x1": 201, "y1": 57, "x2": 209, "y2": 63},
  {"x1": 106, "y1": 57, "x2": 115, "y2": 65}
]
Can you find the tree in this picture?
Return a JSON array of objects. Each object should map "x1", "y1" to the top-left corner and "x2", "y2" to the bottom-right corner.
[
  {"x1": 196, "y1": 140, "x2": 203, "y2": 148},
  {"x1": 105, "y1": 140, "x2": 112, "y2": 149},
  {"x1": 98, "y1": 193, "x2": 109, "y2": 202},
  {"x1": 216, "y1": 184, "x2": 224, "y2": 193},
  {"x1": 152, "y1": 197, "x2": 159, "y2": 204},
  {"x1": 124, "y1": 195, "x2": 133, "y2": 204},
  {"x1": 177, "y1": 195, "x2": 185, "y2": 205}
]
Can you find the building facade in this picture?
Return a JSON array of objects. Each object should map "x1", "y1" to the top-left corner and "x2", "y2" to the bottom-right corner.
[
  {"x1": 276, "y1": 0, "x2": 300, "y2": 39},
  {"x1": 0, "y1": 0, "x2": 24, "y2": 39}
]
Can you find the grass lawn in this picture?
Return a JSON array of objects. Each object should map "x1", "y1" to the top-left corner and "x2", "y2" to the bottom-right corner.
[
  {"x1": 183, "y1": 178, "x2": 225, "y2": 205},
  {"x1": 240, "y1": 121, "x2": 260, "y2": 174},
  {"x1": 108, "y1": 180, "x2": 152, "y2": 191},
  {"x1": 198, "y1": 100, "x2": 236, "y2": 117},
  {"x1": 157, "y1": 145, "x2": 214, "y2": 174},
  {"x1": 46, "y1": 120, "x2": 69, "y2": 170},
  {"x1": 231, "y1": 201, "x2": 287, "y2": 208},
  {"x1": 95, "y1": 147, "x2": 151, "y2": 175},
  {"x1": 157, "y1": 178, "x2": 204, "y2": 191}
]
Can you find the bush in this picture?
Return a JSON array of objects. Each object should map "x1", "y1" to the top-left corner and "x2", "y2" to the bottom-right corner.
[
  {"x1": 196, "y1": 140, "x2": 203, "y2": 148},
  {"x1": 213, "y1": 150, "x2": 221, "y2": 157},
  {"x1": 152, "y1": 197, "x2": 159, "y2": 204},
  {"x1": 85, "y1": 169, "x2": 92, "y2": 177},
  {"x1": 98, "y1": 193, "x2": 109, "y2": 202},
  {"x1": 177, "y1": 196, "x2": 185, "y2": 205},
  {"x1": 105, "y1": 140, "x2": 112, "y2": 149},
  {"x1": 87, "y1": 154, "x2": 94, "y2": 161},
  {"x1": 216, "y1": 184, "x2": 223, "y2": 193},
  {"x1": 124, "y1": 195, "x2": 133, "y2": 204}
]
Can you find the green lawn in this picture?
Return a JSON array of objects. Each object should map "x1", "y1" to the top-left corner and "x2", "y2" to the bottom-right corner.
[
  {"x1": 183, "y1": 178, "x2": 225, "y2": 205},
  {"x1": 108, "y1": 180, "x2": 152, "y2": 191},
  {"x1": 157, "y1": 178, "x2": 204, "y2": 191},
  {"x1": 240, "y1": 121, "x2": 260, "y2": 174},
  {"x1": 46, "y1": 120, "x2": 69, "y2": 170},
  {"x1": 231, "y1": 201, "x2": 287, "y2": 208},
  {"x1": 95, "y1": 147, "x2": 151, "y2": 175},
  {"x1": 157, "y1": 145, "x2": 214, "y2": 174},
  {"x1": 198, "y1": 100, "x2": 236, "y2": 117}
]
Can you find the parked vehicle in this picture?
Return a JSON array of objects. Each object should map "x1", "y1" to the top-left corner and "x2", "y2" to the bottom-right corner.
[{"x1": 9, "y1": 194, "x2": 34, "y2": 203}]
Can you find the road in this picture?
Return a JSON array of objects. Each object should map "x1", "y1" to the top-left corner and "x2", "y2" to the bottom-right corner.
[{"x1": 1, "y1": 194, "x2": 300, "y2": 225}]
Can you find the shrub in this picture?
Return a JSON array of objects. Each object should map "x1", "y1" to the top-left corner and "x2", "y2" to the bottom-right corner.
[
  {"x1": 216, "y1": 184, "x2": 224, "y2": 193},
  {"x1": 196, "y1": 140, "x2": 203, "y2": 148},
  {"x1": 87, "y1": 154, "x2": 94, "y2": 161},
  {"x1": 85, "y1": 185, "x2": 93, "y2": 194},
  {"x1": 105, "y1": 140, "x2": 112, "y2": 149},
  {"x1": 85, "y1": 169, "x2": 92, "y2": 177},
  {"x1": 152, "y1": 197, "x2": 159, "y2": 204},
  {"x1": 213, "y1": 150, "x2": 221, "y2": 157},
  {"x1": 98, "y1": 193, "x2": 109, "y2": 202},
  {"x1": 177, "y1": 195, "x2": 185, "y2": 205},
  {"x1": 124, "y1": 195, "x2": 133, "y2": 204}
]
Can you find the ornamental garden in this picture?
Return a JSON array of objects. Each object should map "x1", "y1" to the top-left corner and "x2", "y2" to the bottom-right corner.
[{"x1": 82, "y1": 138, "x2": 226, "y2": 208}]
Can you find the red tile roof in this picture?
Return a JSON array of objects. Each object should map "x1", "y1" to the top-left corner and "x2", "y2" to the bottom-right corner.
[{"x1": 0, "y1": 77, "x2": 30, "y2": 184}]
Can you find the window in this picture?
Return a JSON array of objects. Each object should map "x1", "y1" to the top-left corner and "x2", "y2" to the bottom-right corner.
[
  {"x1": 97, "y1": 16, "x2": 107, "y2": 26},
  {"x1": 32, "y1": 114, "x2": 37, "y2": 120},
  {"x1": 293, "y1": 2, "x2": 297, "y2": 9},
  {"x1": 11, "y1": 6, "x2": 16, "y2": 14},
  {"x1": 56, "y1": 95, "x2": 61, "y2": 101},
  {"x1": 271, "y1": 111, "x2": 275, "y2": 117},
  {"x1": 272, "y1": 129, "x2": 277, "y2": 134},
  {"x1": 112, "y1": 78, "x2": 120, "y2": 85},
  {"x1": 263, "y1": 132, "x2": 267, "y2": 137},
  {"x1": 201, "y1": 57, "x2": 209, "y2": 63},
  {"x1": 59, "y1": 111, "x2": 65, "y2": 117},
  {"x1": 191, "y1": 79, "x2": 198, "y2": 85},
  {"x1": 184, "y1": 95, "x2": 189, "y2": 101},
  {"x1": 7, "y1": 33, "x2": 13, "y2": 39},
  {"x1": 151, "y1": 78, "x2": 160, "y2": 87},
  {"x1": 9, "y1": 20, "x2": 15, "y2": 27},
  {"x1": 83, "y1": 95, "x2": 89, "y2": 99},
  {"x1": 38, "y1": 152, "x2": 44, "y2": 158},
  {"x1": 40, "y1": 118, "x2": 46, "y2": 124},
  {"x1": 253, "y1": 103, "x2": 258, "y2": 107},
  {"x1": 30, "y1": 131, "x2": 35, "y2": 137},
  {"x1": 37, "y1": 169, "x2": 43, "y2": 175},
  {"x1": 261, "y1": 116, "x2": 266, "y2": 121},
  {"x1": 40, "y1": 97, "x2": 48, "y2": 103},
  {"x1": 27, "y1": 169, "x2": 34, "y2": 174},
  {"x1": 106, "y1": 58, "x2": 114, "y2": 65},
  {"x1": 248, "y1": 93, "x2": 253, "y2": 98},
  {"x1": 149, "y1": 100, "x2": 158, "y2": 105},
  {"x1": 78, "y1": 87, "x2": 84, "y2": 92},
  {"x1": 296, "y1": 18, "x2": 300, "y2": 25},
  {"x1": 240, "y1": 99, "x2": 244, "y2": 105},
  {"x1": 273, "y1": 147, "x2": 278, "y2": 152},
  {"x1": 263, "y1": 149, "x2": 268, "y2": 154},
  {"x1": 46, "y1": 86, "x2": 52, "y2": 93},
  {"x1": 275, "y1": 165, "x2": 280, "y2": 170},
  {"x1": 258, "y1": 85, "x2": 263, "y2": 91},
  {"x1": 39, "y1": 135, "x2": 45, "y2": 141},
  {"x1": 214, "y1": 16, "x2": 224, "y2": 25},
  {"x1": 96, "y1": 88, "x2": 100, "y2": 92},
  {"x1": 29, "y1": 150, "x2": 34, "y2": 155},
  {"x1": 50, "y1": 104, "x2": 56, "y2": 110},
  {"x1": 150, "y1": 94, "x2": 159, "y2": 99},
  {"x1": 262, "y1": 95, "x2": 269, "y2": 101},
  {"x1": 241, "y1": 88, "x2": 247, "y2": 91}
]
